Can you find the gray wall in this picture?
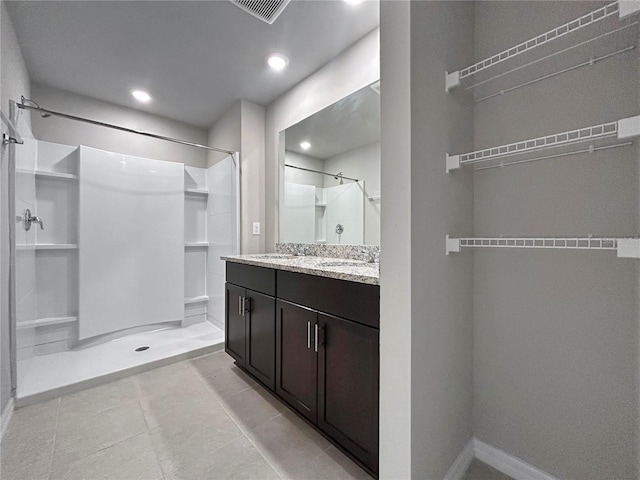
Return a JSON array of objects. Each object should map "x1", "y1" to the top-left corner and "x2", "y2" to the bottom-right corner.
[
  {"x1": 472, "y1": 2, "x2": 639, "y2": 479},
  {"x1": 0, "y1": 0, "x2": 31, "y2": 415},
  {"x1": 208, "y1": 99, "x2": 266, "y2": 254},
  {"x1": 378, "y1": 2, "x2": 412, "y2": 476},
  {"x1": 31, "y1": 83, "x2": 208, "y2": 167},
  {"x1": 409, "y1": 2, "x2": 475, "y2": 478}
]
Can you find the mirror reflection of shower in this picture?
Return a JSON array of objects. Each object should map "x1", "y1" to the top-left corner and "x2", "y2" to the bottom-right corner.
[{"x1": 279, "y1": 81, "x2": 380, "y2": 245}]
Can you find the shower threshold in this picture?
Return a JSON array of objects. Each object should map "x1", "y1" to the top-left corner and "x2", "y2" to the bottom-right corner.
[{"x1": 16, "y1": 321, "x2": 224, "y2": 406}]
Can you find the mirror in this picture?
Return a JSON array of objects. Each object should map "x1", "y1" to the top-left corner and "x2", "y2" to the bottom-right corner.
[{"x1": 279, "y1": 81, "x2": 380, "y2": 245}]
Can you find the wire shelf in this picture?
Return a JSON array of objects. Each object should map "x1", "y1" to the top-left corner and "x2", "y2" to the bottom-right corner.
[
  {"x1": 445, "y1": 235, "x2": 640, "y2": 258},
  {"x1": 446, "y1": 116, "x2": 640, "y2": 172},
  {"x1": 445, "y1": 1, "x2": 639, "y2": 92}
]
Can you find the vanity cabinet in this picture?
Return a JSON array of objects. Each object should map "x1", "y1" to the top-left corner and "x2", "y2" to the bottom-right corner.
[
  {"x1": 275, "y1": 300, "x2": 318, "y2": 421},
  {"x1": 225, "y1": 263, "x2": 276, "y2": 390},
  {"x1": 225, "y1": 262, "x2": 379, "y2": 475}
]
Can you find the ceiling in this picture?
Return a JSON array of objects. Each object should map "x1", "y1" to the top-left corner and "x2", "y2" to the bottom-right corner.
[
  {"x1": 5, "y1": 0, "x2": 379, "y2": 128},
  {"x1": 285, "y1": 81, "x2": 380, "y2": 159}
]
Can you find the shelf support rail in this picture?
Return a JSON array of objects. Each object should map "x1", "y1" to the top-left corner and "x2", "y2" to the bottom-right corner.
[
  {"x1": 445, "y1": 235, "x2": 640, "y2": 258},
  {"x1": 446, "y1": 115, "x2": 640, "y2": 173},
  {"x1": 445, "y1": 1, "x2": 640, "y2": 92}
]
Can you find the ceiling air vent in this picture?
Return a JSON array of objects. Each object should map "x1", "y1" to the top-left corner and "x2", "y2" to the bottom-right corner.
[{"x1": 229, "y1": 0, "x2": 292, "y2": 24}]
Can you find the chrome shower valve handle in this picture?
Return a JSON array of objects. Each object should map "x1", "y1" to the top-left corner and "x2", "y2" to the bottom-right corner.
[{"x1": 22, "y1": 209, "x2": 44, "y2": 231}]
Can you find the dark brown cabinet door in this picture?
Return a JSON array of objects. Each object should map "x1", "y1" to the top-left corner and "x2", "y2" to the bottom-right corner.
[
  {"x1": 317, "y1": 313, "x2": 379, "y2": 473},
  {"x1": 225, "y1": 283, "x2": 246, "y2": 365},
  {"x1": 244, "y1": 290, "x2": 276, "y2": 390},
  {"x1": 275, "y1": 300, "x2": 318, "y2": 422}
]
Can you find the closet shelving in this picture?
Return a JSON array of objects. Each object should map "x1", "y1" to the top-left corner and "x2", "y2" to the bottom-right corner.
[
  {"x1": 445, "y1": 1, "x2": 640, "y2": 260},
  {"x1": 446, "y1": 116, "x2": 640, "y2": 172},
  {"x1": 446, "y1": 235, "x2": 640, "y2": 259},
  {"x1": 445, "y1": 1, "x2": 640, "y2": 92}
]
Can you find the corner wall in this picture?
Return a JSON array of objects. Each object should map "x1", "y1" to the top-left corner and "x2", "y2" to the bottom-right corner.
[
  {"x1": 207, "y1": 99, "x2": 265, "y2": 254},
  {"x1": 408, "y1": 1, "x2": 475, "y2": 477}
]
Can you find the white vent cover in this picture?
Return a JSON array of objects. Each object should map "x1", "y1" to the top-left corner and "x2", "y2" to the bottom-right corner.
[{"x1": 229, "y1": 0, "x2": 291, "y2": 24}]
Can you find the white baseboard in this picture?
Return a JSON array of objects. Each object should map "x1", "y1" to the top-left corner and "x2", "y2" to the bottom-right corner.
[
  {"x1": 0, "y1": 397, "x2": 15, "y2": 442},
  {"x1": 443, "y1": 438, "x2": 475, "y2": 480},
  {"x1": 473, "y1": 438, "x2": 558, "y2": 480}
]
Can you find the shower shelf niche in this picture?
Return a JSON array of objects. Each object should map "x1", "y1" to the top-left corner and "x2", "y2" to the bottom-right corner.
[
  {"x1": 16, "y1": 169, "x2": 78, "y2": 180},
  {"x1": 184, "y1": 295, "x2": 209, "y2": 304},
  {"x1": 16, "y1": 243, "x2": 78, "y2": 250},
  {"x1": 185, "y1": 188, "x2": 209, "y2": 196},
  {"x1": 16, "y1": 316, "x2": 78, "y2": 330},
  {"x1": 185, "y1": 242, "x2": 209, "y2": 248}
]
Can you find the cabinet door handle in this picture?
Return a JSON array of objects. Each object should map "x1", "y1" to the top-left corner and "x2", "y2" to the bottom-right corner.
[
  {"x1": 307, "y1": 321, "x2": 311, "y2": 349},
  {"x1": 238, "y1": 296, "x2": 243, "y2": 316},
  {"x1": 314, "y1": 324, "x2": 319, "y2": 352}
]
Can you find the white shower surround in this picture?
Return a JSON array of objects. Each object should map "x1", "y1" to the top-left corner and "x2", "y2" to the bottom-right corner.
[
  {"x1": 78, "y1": 146, "x2": 185, "y2": 340},
  {"x1": 14, "y1": 139, "x2": 238, "y2": 399}
]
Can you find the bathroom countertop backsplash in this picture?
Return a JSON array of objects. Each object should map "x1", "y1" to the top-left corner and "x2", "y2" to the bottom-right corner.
[{"x1": 221, "y1": 244, "x2": 380, "y2": 285}]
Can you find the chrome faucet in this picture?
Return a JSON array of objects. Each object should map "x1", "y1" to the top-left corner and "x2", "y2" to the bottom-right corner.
[{"x1": 22, "y1": 209, "x2": 44, "y2": 231}]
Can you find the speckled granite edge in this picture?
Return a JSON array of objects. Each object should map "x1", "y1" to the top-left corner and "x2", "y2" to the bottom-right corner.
[
  {"x1": 221, "y1": 254, "x2": 379, "y2": 286},
  {"x1": 275, "y1": 243, "x2": 380, "y2": 263}
]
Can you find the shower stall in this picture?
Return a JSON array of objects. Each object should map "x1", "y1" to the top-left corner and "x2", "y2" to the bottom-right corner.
[{"x1": 7, "y1": 100, "x2": 239, "y2": 404}]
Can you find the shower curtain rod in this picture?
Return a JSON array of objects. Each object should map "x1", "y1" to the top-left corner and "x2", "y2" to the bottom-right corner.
[
  {"x1": 15, "y1": 97, "x2": 235, "y2": 155},
  {"x1": 285, "y1": 163, "x2": 359, "y2": 182}
]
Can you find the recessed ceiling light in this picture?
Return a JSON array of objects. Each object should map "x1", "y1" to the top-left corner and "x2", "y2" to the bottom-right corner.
[
  {"x1": 267, "y1": 53, "x2": 289, "y2": 71},
  {"x1": 344, "y1": 0, "x2": 363, "y2": 5},
  {"x1": 300, "y1": 141, "x2": 311, "y2": 150},
  {"x1": 131, "y1": 89, "x2": 151, "y2": 103}
]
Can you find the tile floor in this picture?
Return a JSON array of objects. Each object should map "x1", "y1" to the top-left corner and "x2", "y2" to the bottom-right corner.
[{"x1": 1, "y1": 351, "x2": 512, "y2": 480}]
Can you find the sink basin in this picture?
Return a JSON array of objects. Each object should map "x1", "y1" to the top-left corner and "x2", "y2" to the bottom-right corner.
[{"x1": 319, "y1": 261, "x2": 369, "y2": 267}]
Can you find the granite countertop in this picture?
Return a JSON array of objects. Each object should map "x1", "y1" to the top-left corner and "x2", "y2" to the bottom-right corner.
[{"x1": 221, "y1": 253, "x2": 380, "y2": 286}]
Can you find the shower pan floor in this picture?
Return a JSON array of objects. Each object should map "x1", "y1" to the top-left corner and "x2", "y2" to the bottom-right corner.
[{"x1": 16, "y1": 321, "x2": 224, "y2": 406}]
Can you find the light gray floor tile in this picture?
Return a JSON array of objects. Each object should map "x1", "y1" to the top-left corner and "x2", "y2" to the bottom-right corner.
[
  {"x1": 52, "y1": 399, "x2": 147, "y2": 469},
  {"x1": 0, "y1": 398, "x2": 59, "y2": 480},
  {"x1": 217, "y1": 383, "x2": 287, "y2": 431},
  {"x1": 166, "y1": 435, "x2": 281, "y2": 480},
  {"x1": 134, "y1": 360, "x2": 206, "y2": 400},
  {"x1": 0, "y1": 436, "x2": 55, "y2": 480},
  {"x1": 149, "y1": 408, "x2": 243, "y2": 476},
  {"x1": 189, "y1": 350, "x2": 235, "y2": 377},
  {"x1": 246, "y1": 410, "x2": 335, "y2": 479},
  {"x1": 58, "y1": 376, "x2": 138, "y2": 420},
  {"x1": 50, "y1": 432, "x2": 163, "y2": 480},
  {"x1": 195, "y1": 363, "x2": 257, "y2": 400},
  {"x1": 462, "y1": 459, "x2": 514, "y2": 480}
]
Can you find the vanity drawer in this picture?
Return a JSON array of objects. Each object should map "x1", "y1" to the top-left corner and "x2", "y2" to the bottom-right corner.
[
  {"x1": 277, "y1": 270, "x2": 379, "y2": 329},
  {"x1": 226, "y1": 263, "x2": 276, "y2": 296}
]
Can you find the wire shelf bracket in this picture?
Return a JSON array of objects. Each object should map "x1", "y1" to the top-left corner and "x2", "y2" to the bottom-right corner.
[
  {"x1": 446, "y1": 115, "x2": 640, "y2": 173},
  {"x1": 445, "y1": 1, "x2": 640, "y2": 92},
  {"x1": 445, "y1": 235, "x2": 640, "y2": 259}
]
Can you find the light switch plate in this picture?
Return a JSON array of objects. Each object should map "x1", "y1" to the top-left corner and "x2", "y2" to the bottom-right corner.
[{"x1": 252, "y1": 222, "x2": 261, "y2": 235}]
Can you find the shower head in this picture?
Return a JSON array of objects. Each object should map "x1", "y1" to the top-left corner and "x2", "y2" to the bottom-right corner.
[{"x1": 41, "y1": 113, "x2": 51, "y2": 118}]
